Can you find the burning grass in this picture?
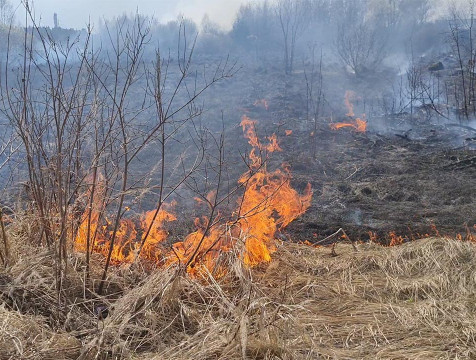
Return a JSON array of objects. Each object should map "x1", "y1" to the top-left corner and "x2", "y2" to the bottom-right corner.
[
  {"x1": 1, "y1": 95, "x2": 474, "y2": 359},
  {"x1": 73, "y1": 115, "x2": 312, "y2": 275},
  {"x1": 2, "y1": 234, "x2": 476, "y2": 359},
  {"x1": 330, "y1": 91, "x2": 367, "y2": 133}
]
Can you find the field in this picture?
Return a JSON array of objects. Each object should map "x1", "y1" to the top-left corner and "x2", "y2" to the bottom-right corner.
[
  {"x1": 2, "y1": 236, "x2": 476, "y2": 359},
  {"x1": 1, "y1": 2, "x2": 476, "y2": 358},
  {"x1": 1, "y1": 51, "x2": 476, "y2": 360}
]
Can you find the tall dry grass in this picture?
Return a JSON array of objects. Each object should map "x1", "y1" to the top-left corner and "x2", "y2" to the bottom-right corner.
[{"x1": 1, "y1": 224, "x2": 476, "y2": 359}]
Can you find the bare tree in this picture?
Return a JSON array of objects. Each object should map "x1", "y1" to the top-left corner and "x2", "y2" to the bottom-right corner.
[
  {"x1": 1, "y1": 3, "x2": 101, "y2": 299},
  {"x1": 276, "y1": 0, "x2": 309, "y2": 74},
  {"x1": 406, "y1": 47, "x2": 424, "y2": 117},
  {"x1": 304, "y1": 45, "x2": 324, "y2": 159},
  {"x1": 447, "y1": 0, "x2": 476, "y2": 118},
  {"x1": 336, "y1": 20, "x2": 386, "y2": 77},
  {"x1": 1, "y1": 3, "x2": 237, "y2": 300},
  {"x1": 0, "y1": 0, "x2": 13, "y2": 26},
  {"x1": 368, "y1": 0, "x2": 429, "y2": 29}
]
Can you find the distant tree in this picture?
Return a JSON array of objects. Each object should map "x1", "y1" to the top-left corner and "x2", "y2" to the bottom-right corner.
[
  {"x1": 327, "y1": 0, "x2": 367, "y2": 25},
  {"x1": 198, "y1": 14, "x2": 230, "y2": 55},
  {"x1": 399, "y1": 0, "x2": 430, "y2": 26},
  {"x1": 276, "y1": 0, "x2": 310, "y2": 74},
  {"x1": 201, "y1": 14, "x2": 221, "y2": 36},
  {"x1": 0, "y1": 0, "x2": 13, "y2": 25},
  {"x1": 367, "y1": 0, "x2": 401, "y2": 29},
  {"x1": 447, "y1": 0, "x2": 476, "y2": 118},
  {"x1": 230, "y1": 1, "x2": 279, "y2": 65},
  {"x1": 335, "y1": 1, "x2": 386, "y2": 77},
  {"x1": 336, "y1": 22, "x2": 386, "y2": 76},
  {"x1": 0, "y1": 0, "x2": 22, "y2": 58},
  {"x1": 231, "y1": 2, "x2": 275, "y2": 46},
  {"x1": 361, "y1": 0, "x2": 429, "y2": 29}
]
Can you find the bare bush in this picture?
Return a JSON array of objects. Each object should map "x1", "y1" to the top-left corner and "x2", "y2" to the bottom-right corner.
[
  {"x1": 276, "y1": 0, "x2": 310, "y2": 74},
  {"x1": 1, "y1": 4, "x2": 236, "y2": 298},
  {"x1": 336, "y1": 20, "x2": 386, "y2": 77}
]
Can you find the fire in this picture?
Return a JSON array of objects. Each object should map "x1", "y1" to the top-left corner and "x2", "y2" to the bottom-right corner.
[
  {"x1": 240, "y1": 115, "x2": 282, "y2": 168},
  {"x1": 330, "y1": 118, "x2": 367, "y2": 133},
  {"x1": 330, "y1": 91, "x2": 367, "y2": 133},
  {"x1": 168, "y1": 115, "x2": 312, "y2": 273},
  {"x1": 388, "y1": 231, "x2": 404, "y2": 247},
  {"x1": 237, "y1": 162, "x2": 312, "y2": 266},
  {"x1": 285, "y1": 130, "x2": 293, "y2": 136},
  {"x1": 367, "y1": 226, "x2": 476, "y2": 247},
  {"x1": 140, "y1": 208, "x2": 177, "y2": 262},
  {"x1": 74, "y1": 202, "x2": 177, "y2": 264},
  {"x1": 306, "y1": 224, "x2": 476, "y2": 251},
  {"x1": 74, "y1": 115, "x2": 312, "y2": 276},
  {"x1": 456, "y1": 224, "x2": 476, "y2": 242}
]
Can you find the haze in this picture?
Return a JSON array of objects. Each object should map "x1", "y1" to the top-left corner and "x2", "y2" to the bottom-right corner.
[
  {"x1": 13, "y1": 0, "x2": 468, "y2": 30},
  {"x1": 17, "y1": 0, "x2": 248, "y2": 29}
]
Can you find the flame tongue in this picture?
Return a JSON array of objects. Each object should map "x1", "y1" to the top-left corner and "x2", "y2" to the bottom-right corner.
[
  {"x1": 239, "y1": 166, "x2": 312, "y2": 266},
  {"x1": 74, "y1": 201, "x2": 177, "y2": 264},
  {"x1": 74, "y1": 115, "x2": 313, "y2": 275},
  {"x1": 330, "y1": 91, "x2": 367, "y2": 133},
  {"x1": 330, "y1": 117, "x2": 367, "y2": 133},
  {"x1": 140, "y1": 207, "x2": 177, "y2": 262},
  {"x1": 169, "y1": 115, "x2": 312, "y2": 272}
]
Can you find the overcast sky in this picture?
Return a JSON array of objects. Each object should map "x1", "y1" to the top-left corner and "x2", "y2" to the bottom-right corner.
[
  {"x1": 15, "y1": 0, "x2": 249, "y2": 30},
  {"x1": 12, "y1": 0, "x2": 465, "y2": 31}
]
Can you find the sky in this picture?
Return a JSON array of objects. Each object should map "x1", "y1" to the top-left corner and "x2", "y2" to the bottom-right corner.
[
  {"x1": 14, "y1": 0, "x2": 249, "y2": 30},
  {"x1": 11, "y1": 0, "x2": 465, "y2": 31}
]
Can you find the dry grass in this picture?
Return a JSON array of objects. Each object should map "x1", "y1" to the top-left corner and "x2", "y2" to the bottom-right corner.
[{"x1": 1, "y1": 235, "x2": 476, "y2": 359}]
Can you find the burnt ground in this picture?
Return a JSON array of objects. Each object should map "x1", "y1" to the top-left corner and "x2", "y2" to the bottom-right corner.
[
  {"x1": 59, "y1": 61, "x2": 474, "y2": 247},
  {"x1": 159, "y1": 63, "x2": 476, "y2": 246},
  {"x1": 282, "y1": 125, "x2": 475, "y2": 244},
  {"x1": 206, "y1": 66, "x2": 476, "y2": 244}
]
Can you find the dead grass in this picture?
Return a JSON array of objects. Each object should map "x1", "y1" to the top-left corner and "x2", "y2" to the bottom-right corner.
[
  {"x1": 0, "y1": 304, "x2": 81, "y2": 359},
  {"x1": 1, "y1": 236, "x2": 476, "y2": 359}
]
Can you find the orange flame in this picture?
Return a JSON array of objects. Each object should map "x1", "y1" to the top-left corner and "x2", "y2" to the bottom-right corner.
[
  {"x1": 330, "y1": 117, "x2": 367, "y2": 133},
  {"x1": 388, "y1": 231, "x2": 404, "y2": 247},
  {"x1": 330, "y1": 91, "x2": 367, "y2": 133},
  {"x1": 170, "y1": 116, "x2": 312, "y2": 273},
  {"x1": 240, "y1": 115, "x2": 282, "y2": 169},
  {"x1": 74, "y1": 115, "x2": 312, "y2": 276},
  {"x1": 74, "y1": 199, "x2": 177, "y2": 265}
]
